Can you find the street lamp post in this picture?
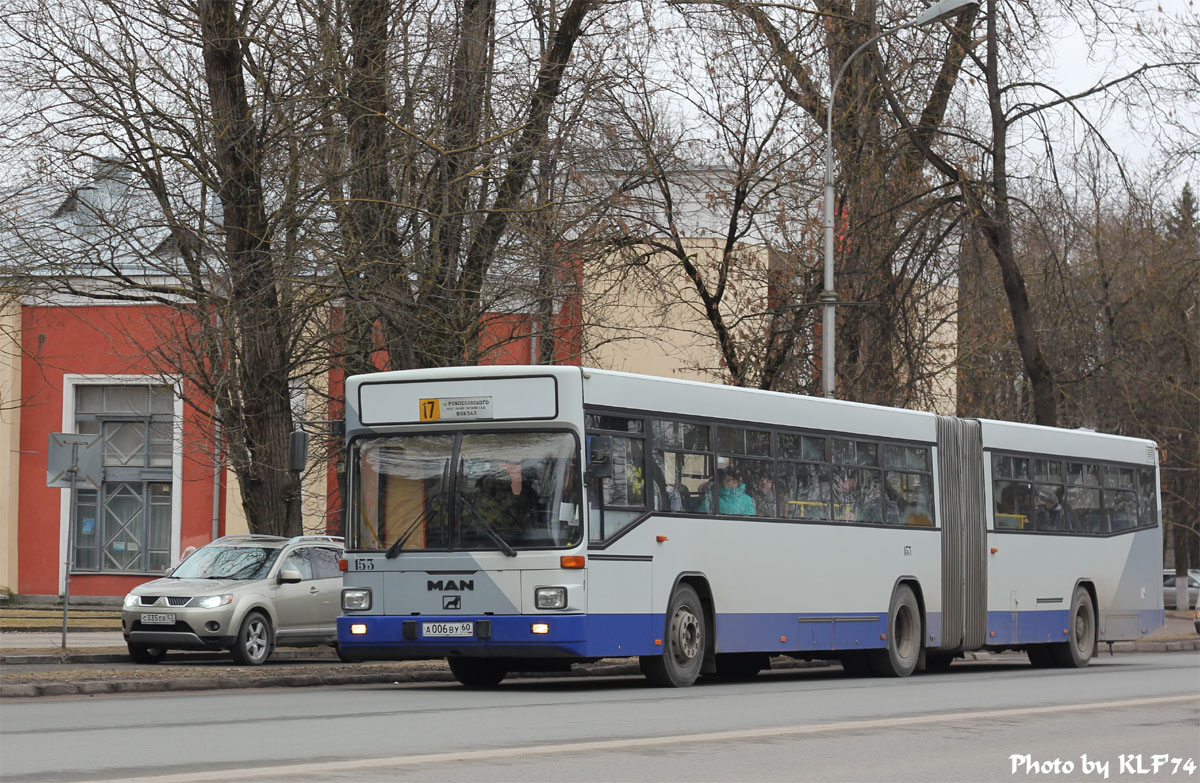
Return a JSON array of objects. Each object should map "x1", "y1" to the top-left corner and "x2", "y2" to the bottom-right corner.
[{"x1": 820, "y1": 0, "x2": 978, "y2": 398}]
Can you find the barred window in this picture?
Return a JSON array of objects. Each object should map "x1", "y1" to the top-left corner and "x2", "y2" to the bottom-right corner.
[{"x1": 73, "y1": 384, "x2": 175, "y2": 573}]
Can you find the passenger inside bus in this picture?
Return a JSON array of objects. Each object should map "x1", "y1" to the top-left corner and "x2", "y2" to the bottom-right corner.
[
  {"x1": 833, "y1": 469, "x2": 882, "y2": 523},
  {"x1": 472, "y1": 467, "x2": 536, "y2": 539},
  {"x1": 753, "y1": 474, "x2": 778, "y2": 517},
  {"x1": 1034, "y1": 486, "x2": 1069, "y2": 532},
  {"x1": 699, "y1": 468, "x2": 756, "y2": 515}
]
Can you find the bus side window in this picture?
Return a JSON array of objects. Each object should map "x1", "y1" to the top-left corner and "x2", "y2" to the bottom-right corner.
[{"x1": 992, "y1": 454, "x2": 1031, "y2": 530}]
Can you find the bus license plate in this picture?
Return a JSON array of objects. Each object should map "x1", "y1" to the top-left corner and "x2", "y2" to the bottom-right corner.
[
  {"x1": 141, "y1": 613, "x2": 175, "y2": 624},
  {"x1": 421, "y1": 621, "x2": 474, "y2": 638}
]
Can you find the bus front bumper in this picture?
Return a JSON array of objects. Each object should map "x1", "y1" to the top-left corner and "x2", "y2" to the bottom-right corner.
[{"x1": 337, "y1": 614, "x2": 589, "y2": 660}]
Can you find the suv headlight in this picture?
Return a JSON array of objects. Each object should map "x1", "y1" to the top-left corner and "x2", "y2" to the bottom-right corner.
[
  {"x1": 342, "y1": 588, "x2": 372, "y2": 611},
  {"x1": 535, "y1": 586, "x2": 567, "y2": 609},
  {"x1": 192, "y1": 594, "x2": 233, "y2": 609},
  {"x1": 123, "y1": 593, "x2": 140, "y2": 608}
]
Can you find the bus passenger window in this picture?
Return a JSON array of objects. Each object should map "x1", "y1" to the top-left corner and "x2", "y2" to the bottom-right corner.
[
  {"x1": 994, "y1": 481, "x2": 1032, "y2": 529},
  {"x1": 833, "y1": 467, "x2": 882, "y2": 523},
  {"x1": 778, "y1": 462, "x2": 829, "y2": 520},
  {"x1": 1137, "y1": 469, "x2": 1157, "y2": 529},
  {"x1": 992, "y1": 454, "x2": 1031, "y2": 530},
  {"x1": 1067, "y1": 486, "x2": 1103, "y2": 534}
]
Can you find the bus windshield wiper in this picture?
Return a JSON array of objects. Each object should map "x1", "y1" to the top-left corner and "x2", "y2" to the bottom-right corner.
[
  {"x1": 386, "y1": 504, "x2": 432, "y2": 558},
  {"x1": 458, "y1": 496, "x2": 518, "y2": 557}
]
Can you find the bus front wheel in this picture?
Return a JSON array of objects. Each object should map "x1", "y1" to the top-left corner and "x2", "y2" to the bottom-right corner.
[
  {"x1": 1051, "y1": 587, "x2": 1095, "y2": 668},
  {"x1": 641, "y1": 584, "x2": 706, "y2": 687},
  {"x1": 869, "y1": 584, "x2": 921, "y2": 677}
]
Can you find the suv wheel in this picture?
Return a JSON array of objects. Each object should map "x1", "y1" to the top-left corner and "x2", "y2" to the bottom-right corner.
[{"x1": 230, "y1": 611, "x2": 273, "y2": 666}]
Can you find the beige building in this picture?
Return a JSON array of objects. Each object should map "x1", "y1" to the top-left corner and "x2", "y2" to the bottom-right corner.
[{"x1": 581, "y1": 237, "x2": 958, "y2": 415}]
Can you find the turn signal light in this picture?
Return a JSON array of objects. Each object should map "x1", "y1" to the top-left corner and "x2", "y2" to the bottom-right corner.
[
  {"x1": 338, "y1": 558, "x2": 348, "y2": 572},
  {"x1": 531, "y1": 623, "x2": 550, "y2": 634},
  {"x1": 560, "y1": 555, "x2": 585, "y2": 569},
  {"x1": 350, "y1": 623, "x2": 368, "y2": 635}
]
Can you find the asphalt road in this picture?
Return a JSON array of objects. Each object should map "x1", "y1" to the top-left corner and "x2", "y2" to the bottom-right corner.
[{"x1": 2, "y1": 651, "x2": 1197, "y2": 783}]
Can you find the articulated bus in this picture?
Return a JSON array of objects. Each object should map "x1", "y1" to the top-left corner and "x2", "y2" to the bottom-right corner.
[{"x1": 335, "y1": 366, "x2": 1164, "y2": 686}]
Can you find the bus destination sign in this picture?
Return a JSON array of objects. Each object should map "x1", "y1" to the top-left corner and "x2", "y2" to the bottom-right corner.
[{"x1": 419, "y1": 396, "x2": 494, "y2": 422}]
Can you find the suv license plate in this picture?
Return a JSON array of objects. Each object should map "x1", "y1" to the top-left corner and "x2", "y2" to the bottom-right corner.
[
  {"x1": 141, "y1": 613, "x2": 176, "y2": 624},
  {"x1": 422, "y1": 621, "x2": 473, "y2": 638}
]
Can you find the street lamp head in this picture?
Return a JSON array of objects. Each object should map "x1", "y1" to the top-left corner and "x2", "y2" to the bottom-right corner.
[{"x1": 914, "y1": 0, "x2": 979, "y2": 27}]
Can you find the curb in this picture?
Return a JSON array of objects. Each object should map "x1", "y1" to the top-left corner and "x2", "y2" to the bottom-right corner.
[
  {"x1": 0, "y1": 658, "x2": 823, "y2": 699},
  {"x1": 5, "y1": 645, "x2": 1197, "y2": 699}
]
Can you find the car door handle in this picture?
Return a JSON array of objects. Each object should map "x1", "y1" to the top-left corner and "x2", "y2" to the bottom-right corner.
[{"x1": 308, "y1": 587, "x2": 319, "y2": 594}]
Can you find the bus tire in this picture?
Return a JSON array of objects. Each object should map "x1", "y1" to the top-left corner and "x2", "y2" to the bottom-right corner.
[
  {"x1": 641, "y1": 584, "x2": 705, "y2": 687},
  {"x1": 868, "y1": 584, "x2": 920, "y2": 677},
  {"x1": 448, "y1": 657, "x2": 508, "y2": 687},
  {"x1": 1051, "y1": 586, "x2": 1095, "y2": 668},
  {"x1": 712, "y1": 652, "x2": 769, "y2": 679}
]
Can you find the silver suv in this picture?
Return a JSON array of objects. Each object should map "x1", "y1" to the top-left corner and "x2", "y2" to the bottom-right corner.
[{"x1": 121, "y1": 534, "x2": 344, "y2": 665}]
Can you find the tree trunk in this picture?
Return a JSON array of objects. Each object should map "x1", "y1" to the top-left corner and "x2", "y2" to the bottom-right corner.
[{"x1": 198, "y1": 0, "x2": 302, "y2": 536}]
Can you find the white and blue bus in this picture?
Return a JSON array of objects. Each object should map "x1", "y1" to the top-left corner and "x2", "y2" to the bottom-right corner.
[{"x1": 335, "y1": 366, "x2": 1164, "y2": 686}]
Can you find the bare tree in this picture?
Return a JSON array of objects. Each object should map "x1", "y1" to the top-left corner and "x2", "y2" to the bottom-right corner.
[
  {"x1": 672, "y1": 0, "x2": 975, "y2": 405},
  {"x1": 320, "y1": 0, "x2": 607, "y2": 374}
]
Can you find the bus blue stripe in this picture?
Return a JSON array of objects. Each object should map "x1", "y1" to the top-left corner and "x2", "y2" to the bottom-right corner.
[{"x1": 340, "y1": 608, "x2": 1163, "y2": 660}]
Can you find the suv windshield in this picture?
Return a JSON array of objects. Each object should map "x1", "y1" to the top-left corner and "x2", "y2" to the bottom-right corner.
[
  {"x1": 352, "y1": 431, "x2": 581, "y2": 552},
  {"x1": 172, "y1": 546, "x2": 283, "y2": 580}
]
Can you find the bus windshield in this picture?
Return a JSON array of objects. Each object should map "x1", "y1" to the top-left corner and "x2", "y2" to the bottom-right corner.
[{"x1": 352, "y1": 431, "x2": 582, "y2": 552}]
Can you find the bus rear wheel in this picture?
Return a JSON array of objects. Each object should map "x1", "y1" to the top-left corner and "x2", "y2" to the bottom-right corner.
[
  {"x1": 447, "y1": 657, "x2": 508, "y2": 687},
  {"x1": 641, "y1": 584, "x2": 705, "y2": 687},
  {"x1": 1051, "y1": 586, "x2": 1095, "y2": 668},
  {"x1": 869, "y1": 584, "x2": 921, "y2": 677}
]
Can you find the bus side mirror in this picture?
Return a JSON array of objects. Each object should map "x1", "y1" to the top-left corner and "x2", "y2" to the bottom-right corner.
[
  {"x1": 289, "y1": 430, "x2": 309, "y2": 473},
  {"x1": 586, "y1": 435, "x2": 613, "y2": 480}
]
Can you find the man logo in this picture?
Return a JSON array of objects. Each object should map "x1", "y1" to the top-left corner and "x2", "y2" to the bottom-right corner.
[
  {"x1": 427, "y1": 579, "x2": 474, "y2": 591},
  {"x1": 443, "y1": 595, "x2": 461, "y2": 610}
]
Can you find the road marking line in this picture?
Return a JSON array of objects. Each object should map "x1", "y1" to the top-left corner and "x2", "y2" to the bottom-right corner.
[{"x1": 81, "y1": 694, "x2": 1198, "y2": 783}]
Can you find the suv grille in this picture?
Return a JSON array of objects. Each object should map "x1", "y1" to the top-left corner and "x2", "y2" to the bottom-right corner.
[{"x1": 137, "y1": 596, "x2": 194, "y2": 607}]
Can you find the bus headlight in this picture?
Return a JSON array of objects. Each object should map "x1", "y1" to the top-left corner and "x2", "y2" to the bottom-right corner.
[
  {"x1": 535, "y1": 586, "x2": 567, "y2": 609},
  {"x1": 342, "y1": 588, "x2": 372, "y2": 611}
]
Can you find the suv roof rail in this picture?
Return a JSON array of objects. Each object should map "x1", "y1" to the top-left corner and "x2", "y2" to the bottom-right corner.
[
  {"x1": 288, "y1": 535, "x2": 344, "y2": 544},
  {"x1": 211, "y1": 534, "x2": 289, "y2": 543}
]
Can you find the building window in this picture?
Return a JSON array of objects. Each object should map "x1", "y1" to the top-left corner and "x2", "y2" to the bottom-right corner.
[{"x1": 73, "y1": 385, "x2": 174, "y2": 572}]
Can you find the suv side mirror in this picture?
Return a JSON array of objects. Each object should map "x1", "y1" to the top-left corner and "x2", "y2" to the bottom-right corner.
[{"x1": 277, "y1": 568, "x2": 303, "y2": 584}]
